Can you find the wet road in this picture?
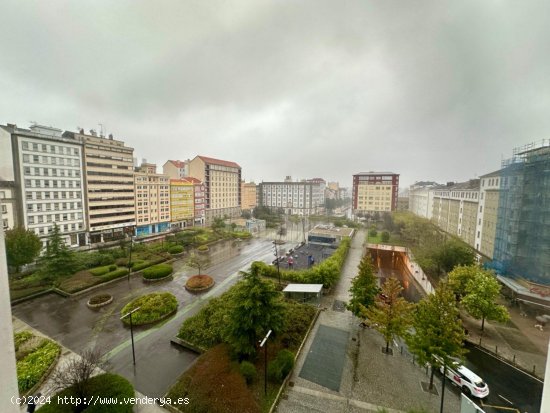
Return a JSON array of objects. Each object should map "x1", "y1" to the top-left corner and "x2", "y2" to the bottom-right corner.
[{"x1": 12, "y1": 237, "x2": 276, "y2": 397}]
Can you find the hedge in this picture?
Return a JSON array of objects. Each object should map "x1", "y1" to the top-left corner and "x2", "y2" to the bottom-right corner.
[
  {"x1": 120, "y1": 292, "x2": 178, "y2": 326},
  {"x1": 168, "y1": 245, "x2": 184, "y2": 254},
  {"x1": 17, "y1": 339, "x2": 60, "y2": 393},
  {"x1": 101, "y1": 268, "x2": 129, "y2": 282},
  {"x1": 90, "y1": 266, "x2": 111, "y2": 276},
  {"x1": 37, "y1": 373, "x2": 134, "y2": 413},
  {"x1": 142, "y1": 264, "x2": 173, "y2": 280},
  {"x1": 251, "y1": 237, "x2": 351, "y2": 288}
]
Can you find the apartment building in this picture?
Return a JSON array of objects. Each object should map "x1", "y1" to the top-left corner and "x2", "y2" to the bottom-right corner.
[
  {"x1": 170, "y1": 178, "x2": 195, "y2": 228},
  {"x1": 241, "y1": 181, "x2": 257, "y2": 211},
  {"x1": 258, "y1": 177, "x2": 325, "y2": 216},
  {"x1": 63, "y1": 129, "x2": 135, "y2": 243},
  {"x1": 134, "y1": 163, "x2": 170, "y2": 237},
  {"x1": 476, "y1": 171, "x2": 501, "y2": 259},
  {"x1": 183, "y1": 177, "x2": 206, "y2": 226},
  {"x1": 163, "y1": 159, "x2": 189, "y2": 179},
  {"x1": 352, "y1": 172, "x2": 399, "y2": 214},
  {"x1": 1, "y1": 124, "x2": 87, "y2": 247},
  {"x1": 188, "y1": 156, "x2": 241, "y2": 223},
  {"x1": 408, "y1": 181, "x2": 441, "y2": 219}
]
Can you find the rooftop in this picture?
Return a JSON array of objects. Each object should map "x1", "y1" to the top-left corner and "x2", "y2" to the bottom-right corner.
[
  {"x1": 354, "y1": 171, "x2": 399, "y2": 176},
  {"x1": 283, "y1": 284, "x2": 323, "y2": 294},
  {"x1": 168, "y1": 160, "x2": 186, "y2": 168},
  {"x1": 309, "y1": 225, "x2": 355, "y2": 237},
  {"x1": 196, "y1": 155, "x2": 240, "y2": 169}
]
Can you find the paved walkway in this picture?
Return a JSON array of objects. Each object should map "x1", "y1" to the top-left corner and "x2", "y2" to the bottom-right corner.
[
  {"x1": 276, "y1": 230, "x2": 461, "y2": 412},
  {"x1": 13, "y1": 318, "x2": 167, "y2": 413}
]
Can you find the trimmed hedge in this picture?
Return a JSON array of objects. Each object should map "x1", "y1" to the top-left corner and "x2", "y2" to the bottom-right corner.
[
  {"x1": 90, "y1": 266, "x2": 111, "y2": 276},
  {"x1": 37, "y1": 373, "x2": 134, "y2": 413},
  {"x1": 251, "y1": 237, "x2": 351, "y2": 288},
  {"x1": 17, "y1": 339, "x2": 60, "y2": 393},
  {"x1": 142, "y1": 264, "x2": 173, "y2": 280},
  {"x1": 101, "y1": 268, "x2": 129, "y2": 282},
  {"x1": 120, "y1": 292, "x2": 178, "y2": 326},
  {"x1": 168, "y1": 245, "x2": 184, "y2": 254}
]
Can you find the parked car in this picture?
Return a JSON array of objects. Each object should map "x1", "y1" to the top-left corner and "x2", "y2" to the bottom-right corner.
[{"x1": 437, "y1": 358, "x2": 489, "y2": 399}]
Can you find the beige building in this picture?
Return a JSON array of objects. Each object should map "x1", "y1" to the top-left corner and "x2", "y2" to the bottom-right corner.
[
  {"x1": 241, "y1": 181, "x2": 257, "y2": 211},
  {"x1": 476, "y1": 171, "x2": 501, "y2": 259},
  {"x1": 134, "y1": 163, "x2": 171, "y2": 237},
  {"x1": 352, "y1": 172, "x2": 399, "y2": 213},
  {"x1": 162, "y1": 159, "x2": 188, "y2": 179},
  {"x1": 431, "y1": 180, "x2": 480, "y2": 246},
  {"x1": 170, "y1": 178, "x2": 195, "y2": 228},
  {"x1": 64, "y1": 130, "x2": 135, "y2": 243},
  {"x1": 188, "y1": 156, "x2": 241, "y2": 223}
]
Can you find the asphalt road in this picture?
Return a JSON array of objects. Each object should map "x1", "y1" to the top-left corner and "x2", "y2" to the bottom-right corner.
[{"x1": 12, "y1": 238, "x2": 276, "y2": 397}]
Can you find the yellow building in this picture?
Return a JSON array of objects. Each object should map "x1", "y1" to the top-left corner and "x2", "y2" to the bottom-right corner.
[
  {"x1": 188, "y1": 155, "x2": 241, "y2": 224},
  {"x1": 352, "y1": 172, "x2": 399, "y2": 213},
  {"x1": 134, "y1": 163, "x2": 171, "y2": 237},
  {"x1": 170, "y1": 179, "x2": 195, "y2": 228},
  {"x1": 241, "y1": 181, "x2": 257, "y2": 211}
]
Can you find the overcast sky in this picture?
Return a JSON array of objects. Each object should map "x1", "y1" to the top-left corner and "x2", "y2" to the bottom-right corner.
[{"x1": 1, "y1": 1, "x2": 549, "y2": 188}]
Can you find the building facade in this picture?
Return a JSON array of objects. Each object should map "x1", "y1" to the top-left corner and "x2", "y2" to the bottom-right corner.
[
  {"x1": 64, "y1": 130, "x2": 135, "y2": 244},
  {"x1": 188, "y1": 156, "x2": 241, "y2": 223},
  {"x1": 408, "y1": 181, "x2": 440, "y2": 219},
  {"x1": 134, "y1": 163, "x2": 170, "y2": 237},
  {"x1": 241, "y1": 181, "x2": 257, "y2": 211},
  {"x1": 2, "y1": 124, "x2": 87, "y2": 248},
  {"x1": 163, "y1": 160, "x2": 188, "y2": 179},
  {"x1": 258, "y1": 178, "x2": 325, "y2": 216},
  {"x1": 352, "y1": 172, "x2": 399, "y2": 214},
  {"x1": 169, "y1": 178, "x2": 195, "y2": 228},
  {"x1": 476, "y1": 171, "x2": 501, "y2": 259}
]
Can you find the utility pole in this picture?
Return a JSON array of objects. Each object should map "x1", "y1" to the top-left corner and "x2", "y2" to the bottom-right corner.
[{"x1": 120, "y1": 307, "x2": 141, "y2": 365}]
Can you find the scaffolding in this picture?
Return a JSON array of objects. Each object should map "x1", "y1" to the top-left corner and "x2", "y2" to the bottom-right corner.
[{"x1": 493, "y1": 139, "x2": 550, "y2": 284}]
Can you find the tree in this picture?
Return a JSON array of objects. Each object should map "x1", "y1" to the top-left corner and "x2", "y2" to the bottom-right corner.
[
  {"x1": 406, "y1": 284, "x2": 466, "y2": 390},
  {"x1": 381, "y1": 231, "x2": 390, "y2": 242},
  {"x1": 361, "y1": 277, "x2": 414, "y2": 353},
  {"x1": 50, "y1": 347, "x2": 104, "y2": 411},
  {"x1": 448, "y1": 265, "x2": 479, "y2": 301},
  {"x1": 225, "y1": 270, "x2": 286, "y2": 358},
  {"x1": 462, "y1": 270, "x2": 509, "y2": 331},
  {"x1": 186, "y1": 252, "x2": 211, "y2": 275},
  {"x1": 241, "y1": 210, "x2": 252, "y2": 219},
  {"x1": 347, "y1": 254, "x2": 379, "y2": 317},
  {"x1": 211, "y1": 217, "x2": 226, "y2": 232},
  {"x1": 39, "y1": 223, "x2": 77, "y2": 279},
  {"x1": 5, "y1": 226, "x2": 42, "y2": 273},
  {"x1": 433, "y1": 240, "x2": 475, "y2": 274}
]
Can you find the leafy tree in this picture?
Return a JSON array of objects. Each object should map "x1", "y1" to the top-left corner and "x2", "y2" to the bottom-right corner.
[
  {"x1": 347, "y1": 254, "x2": 379, "y2": 317},
  {"x1": 406, "y1": 284, "x2": 466, "y2": 389},
  {"x1": 448, "y1": 265, "x2": 479, "y2": 301},
  {"x1": 241, "y1": 210, "x2": 252, "y2": 219},
  {"x1": 5, "y1": 227, "x2": 42, "y2": 273},
  {"x1": 186, "y1": 252, "x2": 211, "y2": 275},
  {"x1": 361, "y1": 277, "x2": 414, "y2": 353},
  {"x1": 433, "y1": 240, "x2": 475, "y2": 274},
  {"x1": 211, "y1": 217, "x2": 226, "y2": 232},
  {"x1": 462, "y1": 270, "x2": 509, "y2": 331},
  {"x1": 225, "y1": 270, "x2": 286, "y2": 358},
  {"x1": 369, "y1": 228, "x2": 378, "y2": 238},
  {"x1": 39, "y1": 223, "x2": 77, "y2": 279}
]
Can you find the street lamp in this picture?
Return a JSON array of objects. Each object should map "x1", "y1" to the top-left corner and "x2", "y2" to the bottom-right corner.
[
  {"x1": 259, "y1": 330, "x2": 272, "y2": 396},
  {"x1": 120, "y1": 306, "x2": 141, "y2": 365},
  {"x1": 127, "y1": 236, "x2": 135, "y2": 283},
  {"x1": 272, "y1": 241, "x2": 281, "y2": 286}
]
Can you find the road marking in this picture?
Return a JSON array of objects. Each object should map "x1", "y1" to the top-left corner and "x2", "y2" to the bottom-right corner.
[
  {"x1": 480, "y1": 399, "x2": 520, "y2": 412},
  {"x1": 497, "y1": 394, "x2": 514, "y2": 406}
]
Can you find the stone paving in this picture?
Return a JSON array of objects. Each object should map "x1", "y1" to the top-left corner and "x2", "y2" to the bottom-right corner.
[{"x1": 276, "y1": 229, "x2": 462, "y2": 413}]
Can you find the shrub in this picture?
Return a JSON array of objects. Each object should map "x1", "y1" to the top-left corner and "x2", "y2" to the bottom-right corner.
[
  {"x1": 130, "y1": 260, "x2": 150, "y2": 271},
  {"x1": 17, "y1": 339, "x2": 60, "y2": 393},
  {"x1": 142, "y1": 264, "x2": 173, "y2": 280},
  {"x1": 120, "y1": 292, "x2": 178, "y2": 326},
  {"x1": 168, "y1": 245, "x2": 184, "y2": 254},
  {"x1": 381, "y1": 231, "x2": 390, "y2": 242},
  {"x1": 14, "y1": 331, "x2": 33, "y2": 351},
  {"x1": 369, "y1": 228, "x2": 378, "y2": 237},
  {"x1": 109, "y1": 265, "x2": 117, "y2": 272},
  {"x1": 101, "y1": 268, "x2": 129, "y2": 282},
  {"x1": 115, "y1": 257, "x2": 129, "y2": 266},
  {"x1": 197, "y1": 245, "x2": 209, "y2": 252},
  {"x1": 240, "y1": 361, "x2": 257, "y2": 385},
  {"x1": 267, "y1": 349, "x2": 294, "y2": 383},
  {"x1": 90, "y1": 266, "x2": 111, "y2": 276},
  {"x1": 37, "y1": 373, "x2": 134, "y2": 413}
]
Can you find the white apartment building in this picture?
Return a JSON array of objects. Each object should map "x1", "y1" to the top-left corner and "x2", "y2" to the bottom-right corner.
[
  {"x1": 259, "y1": 178, "x2": 325, "y2": 216},
  {"x1": 476, "y1": 171, "x2": 501, "y2": 258},
  {"x1": 408, "y1": 181, "x2": 440, "y2": 219},
  {"x1": 0, "y1": 124, "x2": 87, "y2": 247}
]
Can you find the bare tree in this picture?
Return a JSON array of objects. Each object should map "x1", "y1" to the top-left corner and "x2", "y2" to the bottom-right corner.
[
  {"x1": 186, "y1": 252, "x2": 211, "y2": 275},
  {"x1": 50, "y1": 347, "x2": 104, "y2": 408}
]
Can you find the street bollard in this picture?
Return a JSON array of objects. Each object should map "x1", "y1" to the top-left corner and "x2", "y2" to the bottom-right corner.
[
  {"x1": 495, "y1": 345, "x2": 498, "y2": 355},
  {"x1": 513, "y1": 355, "x2": 516, "y2": 364}
]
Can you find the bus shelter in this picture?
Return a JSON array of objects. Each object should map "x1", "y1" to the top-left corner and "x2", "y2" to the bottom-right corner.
[{"x1": 283, "y1": 284, "x2": 323, "y2": 306}]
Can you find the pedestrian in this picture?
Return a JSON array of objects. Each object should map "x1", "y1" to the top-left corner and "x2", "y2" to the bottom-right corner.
[
  {"x1": 288, "y1": 256, "x2": 294, "y2": 269},
  {"x1": 27, "y1": 392, "x2": 41, "y2": 413}
]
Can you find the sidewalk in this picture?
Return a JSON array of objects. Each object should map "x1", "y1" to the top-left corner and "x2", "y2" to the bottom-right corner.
[
  {"x1": 276, "y1": 230, "x2": 461, "y2": 412},
  {"x1": 12, "y1": 318, "x2": 167, "y2": 413}
]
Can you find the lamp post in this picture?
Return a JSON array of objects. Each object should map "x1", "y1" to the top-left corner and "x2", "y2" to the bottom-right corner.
[
  {"x1": 127, "y1": 236, "x2": 135, "y2": 283},
  {"x1": 273, "y1": 242, "x2": 281, "y2": 286},
  {"x1": 259, "y1": 330, "x2": 272, "y2": 396},
  {"x1": 120, "y1": 306, "x2": 141, "y2": 365}
]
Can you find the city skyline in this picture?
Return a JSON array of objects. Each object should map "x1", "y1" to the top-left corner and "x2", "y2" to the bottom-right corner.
[{"x1": 1, "y1": 1, "x2": 549, "y2": 188}]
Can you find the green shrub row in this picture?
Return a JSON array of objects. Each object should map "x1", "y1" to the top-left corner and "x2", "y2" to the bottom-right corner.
[
  {"x1": 267, "y1": 349, "x2": 294, "y2": 383},
  {"x1": 168, "y1": 245, "x2": 184, "y2": 254},
  {"x1": 121, "y1": 292, "x2": 178, "y2": 326},
  {"x1": 251, "y1": 237, "x2": 351, "y2": 288},
  {"x1": 142, "y1": 264, "x2": 173, "y2": 280},
  {"x1": 101, "y1": 268, "x2": 129, "y2": 282},
  {"x1": 90, "y1": 265, "x2": 111, "y2": 276},
  {"x1": 37, "y1": 373, "x2": 134, "y2": 413},
  {"x1": 17, "y1": 339, "x2": 60, "y2": 393}
]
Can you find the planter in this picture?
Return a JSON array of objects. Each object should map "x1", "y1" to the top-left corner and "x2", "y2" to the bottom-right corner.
[
  {"x1": 87, "y1": 294, "x2": 113, "y2": 309},
  {"x1": 197, "y1": 246, "x2": 209, "y2": 253},
  {"x1": 185, "y1": 274, "x2": 215, "y2": 293}
]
